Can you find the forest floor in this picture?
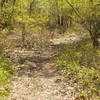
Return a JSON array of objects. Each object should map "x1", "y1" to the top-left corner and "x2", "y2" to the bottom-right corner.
[{"x1": 7, "y1": 33, "x2": 84, "y2": 100}]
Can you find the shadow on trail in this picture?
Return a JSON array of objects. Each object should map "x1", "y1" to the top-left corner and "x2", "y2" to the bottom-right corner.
[{"x1": 13, "y1": 45, "x2": 61, "y2": 78}]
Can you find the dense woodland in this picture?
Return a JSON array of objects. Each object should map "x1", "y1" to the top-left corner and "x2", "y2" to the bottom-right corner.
[{"x1": 0, "y1": 0, "x2": 100, "y2": 100}]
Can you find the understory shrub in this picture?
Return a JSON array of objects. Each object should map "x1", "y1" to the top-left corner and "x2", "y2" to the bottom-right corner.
[{"x1": 0, "y1": 57, "x2": 13, "y2": 100}]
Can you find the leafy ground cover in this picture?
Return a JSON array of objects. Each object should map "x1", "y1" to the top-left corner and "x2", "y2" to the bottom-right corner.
[
  {"x1": 54, "y1": 39, "x2": 100, "y2": 99},
  {"x1": 0, "y1": 57, "x2": 13, "y2": 100}
]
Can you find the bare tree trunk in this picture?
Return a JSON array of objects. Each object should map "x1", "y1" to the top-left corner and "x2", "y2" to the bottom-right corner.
[
  {"x1": 21, "y1": 24, "x2": 26, "y2": 48},
  {"x1": 92, "y1": 37, "x2": 99, "y2": 48},
  {"x1": 89, "y1": 31, "x2": 99, "y2": 48}
]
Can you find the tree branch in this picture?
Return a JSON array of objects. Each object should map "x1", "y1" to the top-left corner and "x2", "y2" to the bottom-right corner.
[{"x1": 65, "y1": 0, "x2": 84, "y2": 21}]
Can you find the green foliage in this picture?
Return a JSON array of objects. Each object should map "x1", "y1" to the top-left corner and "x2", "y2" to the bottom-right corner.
[
  {"x1": 0, "y1": 57, "x2": 14, "y2": 99},
  {"x1": 54, "y1": 40, "x2": 100, "y2": 99}
]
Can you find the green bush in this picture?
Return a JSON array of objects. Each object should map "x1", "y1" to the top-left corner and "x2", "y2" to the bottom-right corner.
[{"x1": 0, "y1": 57, "x2": 13, "y2": 100}]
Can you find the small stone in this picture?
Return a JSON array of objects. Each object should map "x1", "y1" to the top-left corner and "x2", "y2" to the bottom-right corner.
[
  {"x1": 55, "y1": 78, "x2": 62, "y2": 83},
  {"x1": 25, "y1": 60, "x2": 37, "y2": 68}
]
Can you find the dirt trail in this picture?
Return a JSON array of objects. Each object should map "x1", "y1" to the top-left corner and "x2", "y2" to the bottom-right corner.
[{"x1": 8, "y1": 34, "x2": 81, "y2": 100}]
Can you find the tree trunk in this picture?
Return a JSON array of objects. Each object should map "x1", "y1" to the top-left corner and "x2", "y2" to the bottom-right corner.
[
  {"x1": 21, "y1": 24, "x2": 26, "y2": 48},
  {"x1": 92, "y1": 37, "x2": 99, "y2": 48},
  {"x1": 89, "y1": 31, "x2": 99, "y2": 48},
  {"x1": 58, "y1": 15, "x2": 64, "y2": 26}
]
